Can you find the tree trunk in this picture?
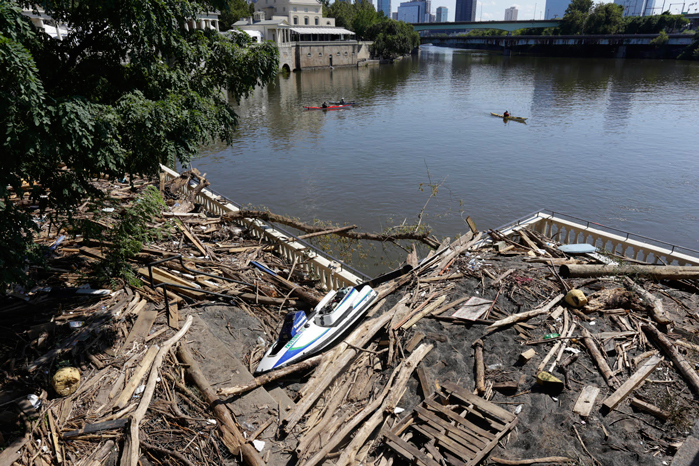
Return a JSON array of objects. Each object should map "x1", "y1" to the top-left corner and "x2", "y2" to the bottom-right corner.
[{"x1": 560, "y1": 264, "x2": 699, "y2": 280}]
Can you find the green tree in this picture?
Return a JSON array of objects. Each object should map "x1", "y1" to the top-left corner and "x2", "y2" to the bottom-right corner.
[
  {"x1": 351, "y1": 0, "x2": 380, "y2": 40},
  {"x1": 366, "y1": 20, "x2": 419, "y2": 59},
  {"x1": 585, "y1": 2, "x2": 625, "y2": 34},
  {"x1": 565, "y1": 0, "x2": 594, "y2": 16},
  {"x1": 679, "y1": 31, "x2": 699, "y2": 59},
  {"x1": 558, "y1": 0, "x2": 594, "y2": 34},
  {"x1": 0, "y1": 0, "x2": 278, "y2": 287},
  {"x1": 219, "y1": 0, "x2": 255, "y2": 31}
]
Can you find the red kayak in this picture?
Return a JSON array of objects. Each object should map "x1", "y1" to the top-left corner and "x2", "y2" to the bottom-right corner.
[{"x1": 303, "y1": 105, "x2": 352, "y2": 110}]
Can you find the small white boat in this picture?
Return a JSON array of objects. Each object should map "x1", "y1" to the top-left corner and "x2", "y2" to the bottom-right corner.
[{"x1": 254, "y1": 265, "x2": 412, "y2": 374}]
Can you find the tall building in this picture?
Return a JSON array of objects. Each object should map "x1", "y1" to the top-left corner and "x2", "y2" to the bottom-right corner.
[
  {"x1": 436, "y1": 6, "x2": 448, "y2": 21},
  {"x1": 544, "y1": 0, "x2": 569, "y2": 19},
  {"x1": 455, "y1": 0, "x2": 477, "y2": 21},
  {"x1": 377, "y1": 0, "x2": 391, "y2": 17},
  {"x1": 397, "y1": 0, "x2": 431, "y2": 22},
  {"x1": 504, "y1": 6, "x2": 518, "y2": 20},
  {"x1": 392, "y1": 11, "x2": 398, "y2": 19},
  {"x1": 614, "y1": 0, "x2": 648, "y2": 16}
]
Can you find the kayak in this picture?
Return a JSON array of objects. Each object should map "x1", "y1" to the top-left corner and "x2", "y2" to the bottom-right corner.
[
  {"x1": 491, "y1": 112, "x2": 527, "y2": 122},
  {"x1": 254, "y1": 265, "x2": 412, "y2": 374},
  {"x1": 304, "y1": 105, "x2": 352, "y2": 110},
  {"x1": 329, "y1": 101, "x2": 358, "y2": 105}
]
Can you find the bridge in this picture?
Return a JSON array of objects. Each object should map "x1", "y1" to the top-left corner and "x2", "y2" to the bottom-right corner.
[{"x1": 410, "y1": 19, "x2": 561, "y2": 33}]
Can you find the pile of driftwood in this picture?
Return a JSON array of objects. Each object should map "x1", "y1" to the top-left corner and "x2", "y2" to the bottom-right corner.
[{"x1": 3, "y1": 167, "x2": 699, "y2": 466}]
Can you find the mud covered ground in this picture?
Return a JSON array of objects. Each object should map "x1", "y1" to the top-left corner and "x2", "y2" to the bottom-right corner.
[{"x1": 213, "y1": 249, "x2": 699, "y2": 465}]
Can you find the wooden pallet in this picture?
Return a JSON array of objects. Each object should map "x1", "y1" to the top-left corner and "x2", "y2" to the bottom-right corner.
[{"x1": 382, "y1": 381, "x2": 518, "y2": 466}]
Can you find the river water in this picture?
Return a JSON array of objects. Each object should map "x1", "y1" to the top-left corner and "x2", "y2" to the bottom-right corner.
[{"x1": 196, "y1": 45, "x2": 699, "y2": 269}]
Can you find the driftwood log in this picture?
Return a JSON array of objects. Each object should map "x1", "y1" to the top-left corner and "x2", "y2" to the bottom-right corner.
[
  {"x1": 560, "y1": 264, "x2": 699, "y2": 280},
  {"x1": 121, "y1": 316, "x2": 193, "y2": 466},
  {"x1": 642, "y1": 324, "x2": 699, "y2": 397},
  {"x1": 474, "y1": 339, "x2": 485, "y2": 395},
  {"x1": 624, "y1": 277, "x2": 671, "y2": 327},
  {"x1": 486, "y1": 294, "x2": 564, "y2": 332},
  {"x1": 218, "y1": 354, "x2": 323, "y2": 397},
  {"x1": 177, "y1": 343, "x2": 265, "y2": 466},
  {"x1": 581, "y1": 327, "x2": 619, "y2": 389},
  {"x1": 223, "y1": 210, "x2": 440, "y2": 248}
]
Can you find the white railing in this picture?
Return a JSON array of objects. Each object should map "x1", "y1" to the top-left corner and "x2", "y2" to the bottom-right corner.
[
  {"x1": 160, "y1": 165, "x2": 365, "y2": 290},
  {"x1": 496, "y1": 210, "x2": 699, "y2": 266}
]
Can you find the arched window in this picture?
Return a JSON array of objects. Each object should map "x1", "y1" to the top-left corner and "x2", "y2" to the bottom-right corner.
[
  {"x1": 293, "y1": 16, "x2": 298, "y2": 24},
  {"x1": 315, "y1": 17, "x2": 319, "y2": 25},
  {"x1": 304, "y1": 16, "x2": 309, "y2": 25}
]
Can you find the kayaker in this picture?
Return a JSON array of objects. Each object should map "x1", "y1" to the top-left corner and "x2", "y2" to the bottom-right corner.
[
  {"x1": 503, "y1": 110, "x2": 510, "y2": 118},
  {"x1": 340, "y1": 97, "x2": 346, "y2": 104},
  {"x1": 322, "y1": 101, "x2": 328, "y2": 108}
]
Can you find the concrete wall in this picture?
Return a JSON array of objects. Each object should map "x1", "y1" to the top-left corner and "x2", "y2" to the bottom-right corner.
[{"x1": 293, "y1": 41, "x2": 372, "y2": 70}]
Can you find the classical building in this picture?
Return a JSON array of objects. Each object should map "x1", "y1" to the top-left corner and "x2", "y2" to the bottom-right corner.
[
  {"x1": 397, "y1": 0, "x2": 432, "y2": 23},
  {"x1": 436, "y1": 6, "x2": 449, "y2": 22},
  {"x1": 504, "y1": 6, "x2": 518, "y2": 20},
  {"x1": 377, "y1": 0, "x2": 392, "y2": 17},
  {"x1": 455, "y1": 0, "x2": 477, "y2": 21}
]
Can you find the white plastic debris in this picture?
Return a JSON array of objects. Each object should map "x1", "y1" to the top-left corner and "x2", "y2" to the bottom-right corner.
[
  {"x1": 27, "y1": 394, "x2": 41, "y2": 409},
  {"x1": 102, "y1": 207, "x2": 115, "y2": 213},
  {"x1": 134, "y1": 385, "x2": 145, "y2": 396},
  {"x1": 253, "y1": 440, "x2": 265, "y2": 452},
  {"x1": 514, "y1": 405, "x2": 523, "y2": 415},
  {"x1": 589, "y1": 321, "x2": 596, "y2": 326},
  {"x1": 69, "y1": 321, "x2": 84, "y2": 328},
  {"x1": 551, "y1": 397, "x2": 558, "y2": 402},
  {"x1": 207, "y1": 419, "x2": 217, "y2": 425},
  {"x1": 564, "y1": 347, "x2": 581, "y2": 354},
  {"x1": 394, "y1": 407, "x2": 405, "y2": 414}
]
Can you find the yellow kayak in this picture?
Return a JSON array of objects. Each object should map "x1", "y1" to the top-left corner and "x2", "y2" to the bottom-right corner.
[{"x1": 491, "y1": 112, "x2": 527, "y2": 122}]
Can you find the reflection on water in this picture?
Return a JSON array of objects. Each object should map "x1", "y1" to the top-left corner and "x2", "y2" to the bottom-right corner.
[{"x1": 197, "y1": 46, "x2": 699, "y2": 270}]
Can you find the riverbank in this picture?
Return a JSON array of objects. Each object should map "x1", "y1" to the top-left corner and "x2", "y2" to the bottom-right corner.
[{"x1": 3, "y1": 167, "x2": 699, "y2": 465}]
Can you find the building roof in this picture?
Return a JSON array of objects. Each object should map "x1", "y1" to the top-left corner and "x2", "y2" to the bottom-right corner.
[
  {"x1": 290, "y1": 27, "x2": 354, "y2": 34},
  {"x1": 233, "y1": 18, "x2": 289, "y2": 26}
]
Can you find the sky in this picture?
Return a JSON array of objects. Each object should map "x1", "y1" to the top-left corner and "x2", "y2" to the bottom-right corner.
[{"x1": 377, "y1": 0, "x2": 618, "y2": 22}]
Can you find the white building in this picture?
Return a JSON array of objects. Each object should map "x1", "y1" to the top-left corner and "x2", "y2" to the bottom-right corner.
[
  {"x1": 253, "y1": 0, "x2": 335, "y2": 27},
  {"x1": 504, "y1": 6, "x2": 518, "y2": 20}
]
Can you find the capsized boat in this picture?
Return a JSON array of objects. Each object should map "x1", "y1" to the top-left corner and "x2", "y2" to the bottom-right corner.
[
  {"x1": 254, "y1": 265, "x2": 413, "y2": 374},
  {"x1": 491, "y1": 112, "x2": 528, "y2": 122},
  {"x1": 303, "y1": 104, "x2": 352, "y2": 110}
]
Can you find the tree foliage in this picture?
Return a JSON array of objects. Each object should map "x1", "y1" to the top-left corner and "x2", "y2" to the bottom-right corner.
[
  {"x1": 219, "y1": 0, "x2": 255, "y2": 31},
  {"x1": 366, "y1": 20, "x2": 420, "y2": 59},
  {"x1": 0, "y1": 0, "x2": 278, "y2": 287},
  {"x1": 585, "y1": 3, "x2": 625, "y2": 34},
  {"x1": 679, "y1": 31, "x2": 699, "y2": 59}
]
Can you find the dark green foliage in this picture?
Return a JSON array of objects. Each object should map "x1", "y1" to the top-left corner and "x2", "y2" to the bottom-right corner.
[
  {"x1": 219, "y1": 0, "x2": 255, "y2": 31},
  {"x1": 0, "y1": 0, "x2": 278, "y2": 288},
  {"x1": 89, "y1": 186, "x2": 169, "y2": 287},
  {"x1": 327, "y1": 0, "x2": 380, "y2": 39},
  {"x1": 366, "y1": 20, "x2": 420, "y2": 59},
  {"x1": 462, "y1": 28, "x2": 506, "y2": 36},
  {"x1": 625, "y1": 12, "x2": 689, "y2": 34},
  {"x1": 565, "y1": 0, "x2": 594, "y2": 16},
  {"x1": 679, "y1": 32, "x2": 699, "y2": 59},
  {"x1": 586, "y1": 3, "x2": 625, "y2": 34}
]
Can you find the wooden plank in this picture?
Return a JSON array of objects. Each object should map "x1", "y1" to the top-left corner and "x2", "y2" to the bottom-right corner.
[
  {"x1": 48, "y1": 409, "x2": 63, "y2": 464},
  {"x1": 424, "y1": 440, "x2": 446, "y2": 464},
  {"x1": 442, "y1": 381, "x2": 516, "y2": 423},
  {"x1": 167, "y1": 301, "x2": 180, "y2": 330},
  {"x1": 424, "y1": 398, "x2": 495, "y2": 440},
  {"x1": 572, "y1": 386, "x2": 600, "y2": 417},
  {"x1": 415, "y1": 405, "x2": 487, "y2": 449},
  {"x1": 602, "y1": 355, "x2": 663, "y2": 411},
  {"x1": 113, "y1": 346, "x2": 159, "y2": 410},
  {"x1": 415, "y1": 424, "x2": 474, "y2": 463},
  {"x1": 383, "y1": 430, "x2": 441, "y2": 466},
  {"x1": 417, "y1": 364, "x2": 434, "y2": 398},
  {"x1": 402, "y1": 295, "x2": 448, "y2": 330},
  {"x1": 405, "y1": 332, "x2": 426, "y2": 353},
  {"x1": 120, "y1": 310, "x2": 158, "y2": 355},
  {"x1": 629, "y1": 397, "x2": 670, "y2": 420},
  {"x1": 465, "y1": 417, "x2": 518, "y2": 466},
  {"x1": 176, "y1": 220, "x2": 208, "y2": 257},
  {"x1": 137, "y1": 267, "x2": 205, "y2": 299}
]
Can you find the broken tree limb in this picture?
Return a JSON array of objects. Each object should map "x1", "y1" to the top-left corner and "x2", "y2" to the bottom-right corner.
[
  {"x1": 113, "y1": 345, "x2": 159, "y2": 411},
  {"x1": 602, "y1": 354, "x2": 663, "y2": 411},
  {"x1": 313, "y1": 344, "x2": 434, "y2": 466},
  {"x1": 642, "y1": 324, "x2": 699, "y2": 397},
  {"x1": 490, "y1": 457, "x2": 575, "y2": 465},
  {"x1": 486, "y1": 294, "x2": 564, "y2": 333},
  {"x1": 283, "y1": 311, "x2": 394, "y2": 434},
  {"x1": 297, "y1": 225, "x2": 357, "y2": 240},
  {"x1": 560, "y1": 264, "x2": 699, "y2": 280},
  {"x1": 474, "y1": 339, "x2": 485, "y2": 395},
  {"x1": 121, "y1": 315, "x2": 193, "y2": 466},
  {"x1": 581, "y1": 327, "x2": 620, "y2": 389},
  {"x1": 624, "y1": 277, "x2": 671, "y2": 327},
  {"x1": 218, "y1": 354, "x2": 323, "y2": 397},
  {"x1": 176, "y1": 342, "x2": 265, "y2": 466},
  {"x1": 223, "y1": 210, "x2": 438, "y2": 248},
  {"x1": 629, "y1": 397, "x2": 670, "y2": 420}
]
